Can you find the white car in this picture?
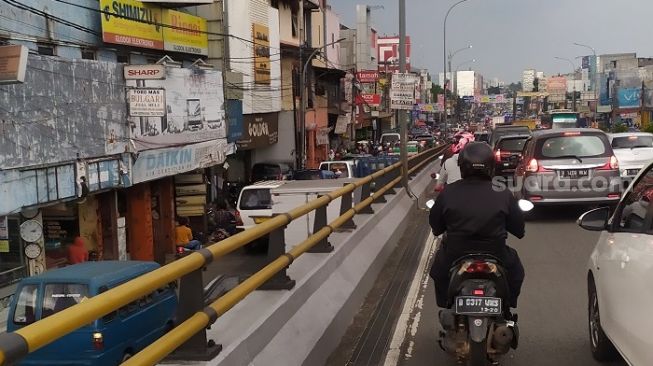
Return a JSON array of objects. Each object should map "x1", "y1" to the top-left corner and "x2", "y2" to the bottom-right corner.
[
  {"x1": 236, "y1": 180, "x2": 286, "y2": 230},
  {"x1": 578, "y1": 161, "x2": 653, "y2": 365},
  {"x1": 609, "y1": 132, "x2": 653, "y2": 181}
]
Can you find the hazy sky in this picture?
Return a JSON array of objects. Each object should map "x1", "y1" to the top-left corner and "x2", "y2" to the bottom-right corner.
[{"x1": 328, "y1": 0, "x2": 653, "y2": 83}]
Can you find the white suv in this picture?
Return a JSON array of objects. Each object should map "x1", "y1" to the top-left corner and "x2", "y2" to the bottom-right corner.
[{"x1": 578, "y1": 161, "x2": 653, "y2": 365}]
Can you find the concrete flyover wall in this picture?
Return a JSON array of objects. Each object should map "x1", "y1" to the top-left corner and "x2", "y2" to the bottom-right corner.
[{"x1": 206, "y1": 158, "x2": 439, "y2": 366}]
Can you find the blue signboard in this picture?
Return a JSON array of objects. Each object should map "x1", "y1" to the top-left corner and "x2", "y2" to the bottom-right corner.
[
  {"x1": 599, "y1": 74, "x2": 610, "y2": 106},
  {"x1": 618, "y1": 88, "x2": 641, "y2": 108},
  {"x1": 226, "y1": 99, "x2": 243, "y2": 143}
]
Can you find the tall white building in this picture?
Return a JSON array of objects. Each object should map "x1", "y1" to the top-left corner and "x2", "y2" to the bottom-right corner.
[
  {"x1": 456, "y1": 70, "x2": 483, "y2": 97},
  {"x1": 522, "y1": 69, "x2": 536, "y2": 92}
]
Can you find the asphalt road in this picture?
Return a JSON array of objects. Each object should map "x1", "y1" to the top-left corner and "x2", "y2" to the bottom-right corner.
[{"x1": 396, "y1": 205, "x2": 628, "y2": 366}]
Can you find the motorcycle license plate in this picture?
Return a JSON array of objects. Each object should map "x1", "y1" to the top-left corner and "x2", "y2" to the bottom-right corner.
[{"x1": 455, "y1": 296, "x2": 502, "y2": 315}]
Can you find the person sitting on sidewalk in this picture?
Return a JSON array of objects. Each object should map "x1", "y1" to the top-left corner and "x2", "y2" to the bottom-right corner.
[{"x1": 175, "y1": 217, "x2": 202, "y2": 251}]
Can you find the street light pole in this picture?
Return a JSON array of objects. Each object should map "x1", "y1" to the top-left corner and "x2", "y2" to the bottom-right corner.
[
  {"x1": 399, "y1": 0, "x2": 410, "y2": 190},
  {"x1": 300, "y1": 38, "x2": 346, "y2": 169},
  {"x1": 443, "y1": 0, "x2": 470, "y2": 135},
  {"x1": 574, "y1": 42, "x2": 598, "y2": 124},
  {"x1": 555, "y1": 56, "x2": 577, "y2": 112}
]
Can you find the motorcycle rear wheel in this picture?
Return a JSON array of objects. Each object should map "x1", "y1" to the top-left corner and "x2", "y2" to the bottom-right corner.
[{"x1": 468, "y1": 339, "x2": 488, "y2": 366}]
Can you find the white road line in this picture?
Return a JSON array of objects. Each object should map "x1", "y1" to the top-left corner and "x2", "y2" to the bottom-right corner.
[{"x1": 383, "y1": 231, "x2": 439, "y2": 366}]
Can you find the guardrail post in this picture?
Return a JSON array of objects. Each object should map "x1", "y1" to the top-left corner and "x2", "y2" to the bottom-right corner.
[
  {"x1": 259, "y1": 221, "x2": 296, "y2": 290},
  {"x1": 308, "y1": 202, "x2": 334, "y2": 253},
  {"x1": 357, "y1": 181, "x2": 374, "y2": 214},
  {"x1": 373, "y1": 175, "x2": 388, "y2": 203},
  {"x1": 337, "y1": 186, "x2": 357, "y2": 231},
  {"x1": 168, "y1": 267, "x2": 222, "y2": 361}
]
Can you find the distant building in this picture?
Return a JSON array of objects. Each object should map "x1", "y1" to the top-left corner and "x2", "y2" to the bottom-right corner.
[{"x1": 522, "y1": 69, "x2": 536, "y2": 92}]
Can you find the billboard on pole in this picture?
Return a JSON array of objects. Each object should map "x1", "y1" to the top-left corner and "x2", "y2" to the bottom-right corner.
[{"x1": 390, "y1": 73, "x2": 417, "y2": 110}]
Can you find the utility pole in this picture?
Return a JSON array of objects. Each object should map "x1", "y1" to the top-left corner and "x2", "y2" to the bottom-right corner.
[{"x1": 399, "y1": 0, "x2": 409, "y2": 190}]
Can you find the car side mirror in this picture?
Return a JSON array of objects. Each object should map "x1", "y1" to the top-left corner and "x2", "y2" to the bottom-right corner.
[{"x1": 577, "y1": 207, "x2": 610, "y2": 231}]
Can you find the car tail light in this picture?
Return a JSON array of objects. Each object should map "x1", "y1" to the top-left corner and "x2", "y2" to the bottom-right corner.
[
  {"x1": 526, "y1": 158, "x2": 551, "y2": 173},
  {"x1": 608, "y1": 193, "x2": 620, "y2": 199},
  {"x1": 235, "y1": 210, "x2": 244, "y2": 226},
  {"x1": 598, "y1": 156, "x2": 619, "y2": 170},
  {"x1": 460, "y1": 260, "x2": 498, "y2": 274},
  {"x1": 92, "y1": 332, "x2": 104, "y2": 350},
  {"x1": 529, "y1": 195, "x2": 543, "y2": 201},
  {"x1": 495, "y1": 149, "x2": 502, "y2": 162}
]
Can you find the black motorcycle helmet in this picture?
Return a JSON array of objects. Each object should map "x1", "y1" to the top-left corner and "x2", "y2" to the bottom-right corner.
[{"x1": 458, "y1": 141, "x2": 495, "y2": 179}]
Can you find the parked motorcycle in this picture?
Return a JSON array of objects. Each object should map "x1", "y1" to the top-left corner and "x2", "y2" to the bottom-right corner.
[{"x1": 426, "y1": 199, "x2": 533, "y2": 366}]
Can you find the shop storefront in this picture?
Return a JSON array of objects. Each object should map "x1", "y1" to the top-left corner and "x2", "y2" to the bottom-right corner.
[{"x1": 238, "y1": 112, "x2": 281, "y2": 180}]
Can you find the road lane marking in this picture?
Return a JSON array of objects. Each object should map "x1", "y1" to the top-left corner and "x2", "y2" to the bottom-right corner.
[{"x1": 383, "y1": 231, "x2": 439, "y2": 366}]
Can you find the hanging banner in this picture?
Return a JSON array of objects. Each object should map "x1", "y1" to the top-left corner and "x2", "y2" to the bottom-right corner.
[
  {"x1": 334, "y1": 114, "x2": 350, "y2": 134},
  {"x1": 131, "y1": 139, "x2": 228, "y2": 184}
]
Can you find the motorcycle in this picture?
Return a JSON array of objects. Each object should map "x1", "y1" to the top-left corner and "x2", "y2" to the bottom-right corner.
[{"x1": 426, "y1": 199, "x2": 534, "y2": 366}]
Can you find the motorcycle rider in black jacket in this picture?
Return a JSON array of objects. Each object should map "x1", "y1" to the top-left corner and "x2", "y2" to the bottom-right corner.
[{"x1": 429, "y1": 142, "x2": 526, "y2": 310}]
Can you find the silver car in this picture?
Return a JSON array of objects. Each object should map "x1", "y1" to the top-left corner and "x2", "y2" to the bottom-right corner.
[
  {"x1": 609, "y1": 132, "x2": 653, "y2": 182},
  {"x1": 514, "y1": 129, "x2": 621, "y2": 205}
]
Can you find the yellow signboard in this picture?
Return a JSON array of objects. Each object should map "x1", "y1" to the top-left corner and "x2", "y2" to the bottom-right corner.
[
  {"x1": 0, "y1": 240, "x2": 8, "y2": 253},
  {"x1": 100, "y1": 0, "x2": 164, "y2": 50},
  {"x1": 252, "y1": 23, "x2": 271, "y2": 85},
  {"x1": 162, "y1": 9, "x2": 208, "y2": 55}
]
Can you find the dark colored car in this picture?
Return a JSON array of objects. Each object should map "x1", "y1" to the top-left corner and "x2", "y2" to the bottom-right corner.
[
  {"x1": 515, "y1": 129, "x2": 621, "y2": 205},
  {"x1": 489, "y1": 125, "x2": 531, "y2": 148},
  {"x1": 293, "y1": 169, "x2": 336, "y2": 180},
  {"x1": 251, "y1": 162, "x2": 294, "y2": 182},
  {"x1": 474, "y1": 131, "x2": 490, "y2": 143},
  {"x1": 414, "y1": 134, "x2": 435, "y2": 148},
  {"x1": 493, "y1": 135, "x2": 529, "y2": 177}
]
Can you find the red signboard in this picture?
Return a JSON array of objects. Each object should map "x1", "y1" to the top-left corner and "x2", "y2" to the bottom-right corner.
[
  {"x1": 361, "y1": 94, "x2": 381, "y2": 106},
  {"x1": 356, "y1": 71, "x2": 379, "y2": 83}
]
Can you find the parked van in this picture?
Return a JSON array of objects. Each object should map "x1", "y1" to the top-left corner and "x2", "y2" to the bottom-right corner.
[
  {"x1": 7, "y1": 261, "x2": 177, "y2": 365},
  {"x1": 318, "y1": 161, "x2": 355, "y2": 178},
  {"x1": 236, "y1": 181, "x2": 286, "y2": 230}
]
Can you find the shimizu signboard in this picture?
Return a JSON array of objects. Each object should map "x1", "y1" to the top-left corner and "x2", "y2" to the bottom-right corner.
[
  {"x1": 252, "y1": 23, "x2": 271, "y2": 84},
  {"x1": 162, "y1": 9, "x2": 208, "y2": 55},
  {"x1": 128, "y1": 88, "x2": 166, "y2": 117},
  {"x1": 0, "y1": 45, "x2": 28, "y2": 84},
  {"x1": 390, "y1": 73, "x2": 417, "y2": 110},
  {"x1": 124, "y1": 64, "x2": 166, "y2": 80},
  {"x1": 100, "y1": 0, "x2": 164, "y2": 50}
]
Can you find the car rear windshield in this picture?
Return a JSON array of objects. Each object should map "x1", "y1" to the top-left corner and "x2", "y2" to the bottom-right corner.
[
  {"x1": 612, "y1": 136, "x2": 653, "y2": 149},
  {"x1": 294, "y1": 171, "x2": 321, "y2": 180},
  {"x1": 42, "y1": 283, "x2": 89, "y2": 319},
  {"x1": 538, "y1": 135, "x2": 608, "y2": 158},
  {"x1": 381, "y1": 135, "x2": 400, "y2": 145},
  {"x1": 239, "y1": 189, "x2": 272, "y2": 210},
  {"x1": 498, "y1": 138, "x2": 527, "y2": 152},
  {"x1": 328, "y1": 163, "x2": 350, "y2": 178}
]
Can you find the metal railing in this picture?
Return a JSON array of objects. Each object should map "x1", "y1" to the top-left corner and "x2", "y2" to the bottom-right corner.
[{"x1": 0, "y1": 145, "x2": 445, "y2": 366}]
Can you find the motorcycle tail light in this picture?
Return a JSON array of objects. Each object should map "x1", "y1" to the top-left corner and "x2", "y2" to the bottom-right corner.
[
  {"x1": 176, "y1": 246, "x2": 185, "y2": 254},
  {"x1": 460, "y1": 260, "x2": 498, "y2": 274},
  {"x1": 473, "y1": 289, "x2": 485, "y2": 296}
]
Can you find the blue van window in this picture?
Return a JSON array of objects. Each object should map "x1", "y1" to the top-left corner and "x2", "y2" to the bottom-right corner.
[
  {"x1": 13, "y1": 285, "x2": 38, "y2": 325},
  {"x1": 41, "y1": 284, "x2": 88, "y2": 319}
]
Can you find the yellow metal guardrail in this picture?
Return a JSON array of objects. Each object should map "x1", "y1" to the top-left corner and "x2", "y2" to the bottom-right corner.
[{"x1": 0, "y1": 145, "x2": 445, "y2": 366}]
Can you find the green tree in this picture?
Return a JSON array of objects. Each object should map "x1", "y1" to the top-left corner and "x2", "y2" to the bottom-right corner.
[
  {"x1": 611, "y1": 123, "x2": 629, "y2": 133},
  {"x1": 644, "y1": 124, "x2": 653, "y2": 134}
]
